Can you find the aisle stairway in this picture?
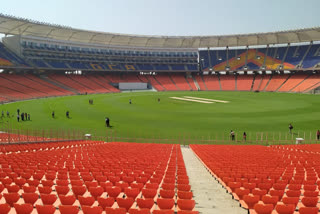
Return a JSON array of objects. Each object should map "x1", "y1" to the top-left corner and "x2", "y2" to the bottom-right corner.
[{"x1": 181, "y1": 147, "x2": 246, "y2": 214}]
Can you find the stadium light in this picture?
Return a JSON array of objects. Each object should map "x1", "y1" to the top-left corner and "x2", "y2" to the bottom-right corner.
[
  {"x1": 237, "y1": 56, "x2": 241, "y2": 60},
  {"x1": 0, "y1": 69, "x2": 3, "y2": 73}
]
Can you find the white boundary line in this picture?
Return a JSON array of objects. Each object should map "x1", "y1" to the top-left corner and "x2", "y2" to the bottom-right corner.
[
  {"x1": 184, "y1": 96, "x2": 229, "y2": 103},
  {"x1": 170, "y1": 97, "x2": 213, "y2": 104}
]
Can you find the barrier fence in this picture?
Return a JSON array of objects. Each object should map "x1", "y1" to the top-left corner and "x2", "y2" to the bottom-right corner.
[{"x1": 0, "y1": 124, "x2": 319, "y2": 145}]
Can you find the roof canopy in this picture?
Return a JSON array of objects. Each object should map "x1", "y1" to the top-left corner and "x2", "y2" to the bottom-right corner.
[{"x1": 1, "y1": 14, "x2": 320, "y2": 49}]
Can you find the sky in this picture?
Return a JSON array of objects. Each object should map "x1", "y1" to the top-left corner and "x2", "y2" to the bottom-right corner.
[{"x1": 1, "y1": 0, "x2": 320, "y2": 36}]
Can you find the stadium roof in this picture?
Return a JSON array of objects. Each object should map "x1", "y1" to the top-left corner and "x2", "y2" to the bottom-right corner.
[{"x1": 1, "y1": 13, "x2": 320, "y2": 49}]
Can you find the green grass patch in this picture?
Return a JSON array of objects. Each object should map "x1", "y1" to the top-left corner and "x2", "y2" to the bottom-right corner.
[{"x1": 1, "y1": 91, "x2": 319, "y2": 144}]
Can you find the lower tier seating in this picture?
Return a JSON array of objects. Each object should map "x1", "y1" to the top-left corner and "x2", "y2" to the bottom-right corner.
[
  {"x1": 0, "y1": 141, "x2": 197, "y2": 214},
  {"x1": 191, "y1": 144, "x2": 320, "y2": 214}
]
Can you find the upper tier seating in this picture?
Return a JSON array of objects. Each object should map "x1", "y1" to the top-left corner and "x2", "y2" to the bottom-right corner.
[
  {"x1": 0, "y1": 43, "x2": 29, "y2": 66},
  {"x1": 302, "y1": 44, "x2": 320, "y2": 68},
  {"x1": 199, "y1": 44, "x2": 320, "y2": 71}
]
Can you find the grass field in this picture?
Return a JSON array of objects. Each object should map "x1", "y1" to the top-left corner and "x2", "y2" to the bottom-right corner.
[{"x1": 0, "y1": 91, "x2": 320, "y2": 144}]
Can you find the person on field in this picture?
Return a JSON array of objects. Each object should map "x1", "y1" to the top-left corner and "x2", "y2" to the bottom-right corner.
[
  {"x1": 158, "y1": 98, "x2": 160, "y2": 103},
  {"x1": 105, "y1": 117, "x2": 110, "y2": 127},
  {"x1": 17, "y1": 114, "x2": 20, "y2": 122},
  {"x1": 17, "y1": 109, "x2": 20, "y2": 115},
  {"x1": 21, "y1": 112, "x2": 24, "y2": 121},
  {"x1": 289, "y1": 123, "x2": 293, "y2": 134},
  {"x1": 230, "y1": 130, "x2": 235, "y2": 141},
  {"x1": 317, "y1": 130, "x2": 320, "y2": 140},
  {"x1": 66, "y1": 111, "x2": 69, "y2": 118},
  {"x1": 1, "y1": 110, "x2": 4, "y2": 118},
  {"x1": 28, "y1": 114, "x2": 30, "y2": 121},
  {"x1": 6, "y1": 111, "x2": 9, "y2": 117},
  {"x1": 24, "y1": 113, "x2": 27, "y2": 120},
  {"x1": 52, "y1": 111, "x2": 55, "y2": 118},
  {"x1": 129, "y1": 99, "x2": 132, "y2": 104},
  {"x1": 243, "y1": 132, "x2": 247, "y2": 141}
]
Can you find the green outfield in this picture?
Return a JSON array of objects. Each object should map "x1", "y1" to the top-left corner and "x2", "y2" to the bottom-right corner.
[{"x1": 1, "y1": 91, "x2": 319, "y2": 144}]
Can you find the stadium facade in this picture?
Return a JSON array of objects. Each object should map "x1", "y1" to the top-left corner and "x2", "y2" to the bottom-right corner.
[{"x1": 0, "y1": 14, "x2": 320, "y2": 102}]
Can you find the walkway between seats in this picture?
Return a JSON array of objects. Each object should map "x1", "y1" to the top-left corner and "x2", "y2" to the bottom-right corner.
[{"x1": 181, "y1": 146, "x2": 246, "y2": 214}]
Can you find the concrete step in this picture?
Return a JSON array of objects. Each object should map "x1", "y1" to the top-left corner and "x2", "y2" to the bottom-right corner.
[{"x1": 181, "y1": 146, "x2": 247, "y2": 214}]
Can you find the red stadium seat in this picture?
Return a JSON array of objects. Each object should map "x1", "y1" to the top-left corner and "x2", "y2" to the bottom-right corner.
[
  {"x1": 243, "y1": 195, "x2": 259, "y2": 209},
  {"x1": 252, "y1": 189, "x2": 267, "y2": 200},
  {"x1": 55, "y1": 186, "x2": 70, "y2": 195},
  {"x1": 157, "y1": 198, "x2": 175, "y2": 210},
  {"x1": 89, "y1": 186, "x2": 104, "y2": 199},
  {"x1": 22, "y1": 185, "x2": 36, "y2": 193},
  {"x1": 301, "y1": 197, "x2": 318, "y2": 207},
  {"x1": 105, "y1": 187, "x2": 121, "y2": 199},
  {"x1": 161, "y1": 183, "x2": 175, "y2": 190},
  {"x1": 299, "y1": 207, "x2": 319, "y2": 214},
  {"x1": 234, "y1": 188, "x2": 250, "y2": 200},
  {"x1": 72, "y1": 185, "x2": 87, "y2": 198},
  {"x1": 82, "y1": 205, "x2": 103, "y2": 214},
  {"x1": 6, "y1": 184, "x2": 20, "y2": 193},
  {"x1": 142, "y1": 188, "x2": 157, "y2": 199},
  {"x1": 56, "y1": 180, "x2": 69, "y2": 186},
  {"x1": 22, "y1": 192, "x2": 39, "y2": 205},
  {"x1": 116, "y1": 197, "x2": 135, "y2": 211},
  {"x1": 38, "y1": 186, "x2": 52, "y2": 194},
  {"x1": 78, "y1": 196, "x2": 95, "y2": 206},
  {"x1": 262, "y1": 195, "x2": 279, "y2": 207},
  {"x1": 59, "y1": 194, "x2": 76, "y2": 205},
  {"x1": 36, "y1": 205, "x2": 56, "y2": 214},
  {"x1": 282, "y1": 197, "x2": 299, "y2": 207},
  {"x1": 124, "y1": 188, "x2": 140, "y2": 199},
  {"x1": 0, "y1": 203, "x2": 11, "y2": 214},
  {"x1": 177, "y1": 211, "x2": 199, "y2": 214},
  {"x1": 105, "y1": 207, "x2": 127, "y2": 214},
  {"x1": 303, "y1": 191, "x2": 318, "y2": 197},
  {"x1": 97, "y1": 197, "x2": 115, "y2": 209},
  {"x1": 275, "y1": 204, "x2": 295, "y2": 214},
  {"x1": 177, "y1": 191, "x2": 193, "y2": 200},
  {"x1": 253, "y1": 204, "x2": 274, "y2": 214},
  {"x1": 160, "y1": 189, "x2": 175, "y2": 198},
  {"x1": 152, "y1": 210, "x2": 174, "y2": 214},
  {"x1": 128, "y1": 208, "x2": 151, "y2": 214},
  {"x1": 177, "y1": 199, "x2": 195, "y2": 211},
  {"x1": 40, "y1": 194, "x2": 57, "y2": 205},
  {"x1": 3, "y1": 193, "x2": 20, "y2": 207},
  {"x1": 177, "y1": 184, "x2": 191, "y2": 192},
  {"x1": 14, "y1": 203, "x2": 33, "y2": 214},
  {"x1": 286, "y1": 190, "x2": 301, "y2": 197},
  {"x1": 59, "y1": 205, "x2": 79, "y2": 214},
  {"x1": 136, "y1": 198, "x2": 154, "y2": 209}
]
